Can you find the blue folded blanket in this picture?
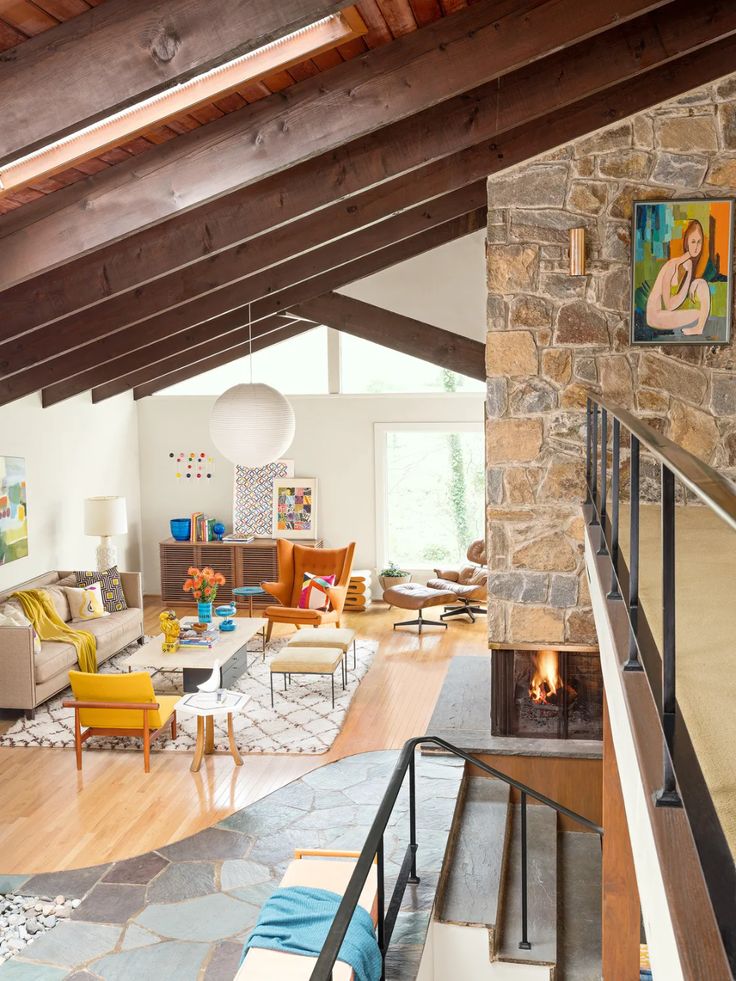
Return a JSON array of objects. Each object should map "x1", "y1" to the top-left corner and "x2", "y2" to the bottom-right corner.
[{"x1": 242, "y1": 885, "x2": 381, "y2": 981}]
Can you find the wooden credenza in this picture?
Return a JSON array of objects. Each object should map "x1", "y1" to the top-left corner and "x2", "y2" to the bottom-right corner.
[{"x1": 159, "y1": 538, "x2": 323, "y2": 608}]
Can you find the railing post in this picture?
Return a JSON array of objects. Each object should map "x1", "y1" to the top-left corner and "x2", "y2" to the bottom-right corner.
[
  {"x1": 519, "y1": 791, "x2": 531, "y2": 950},
  {"x1": 624, "y1": 436, "x2": 643, "y2": 672},
  {"x1": 655, "y1": 465, "x2": 682, "y2": 808},
  {"x1": 585, "y1": 398, "x2": 592, "y2": 503},
  {"x1": 377, "y1": 836, "x2": 386, "y2": 978},
  {"x1": 408, "y1": 754, "x2": 420, "y2": 884},
  {"x1": 607, "y1": 417, "x2": 621, "y2": 599},
  {"x1": 597, "y1": 407, "x2": 608, "y2": 554},
  {"x1": 590, "y1": 404, "x2": 599, "y2": 526}
]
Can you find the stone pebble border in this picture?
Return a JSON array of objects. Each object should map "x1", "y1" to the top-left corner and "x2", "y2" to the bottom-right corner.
[{"x1": 0, "y1": 895, "x2": 80, "y2": 962}]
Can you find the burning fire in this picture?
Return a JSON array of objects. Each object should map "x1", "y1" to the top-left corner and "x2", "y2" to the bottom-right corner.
[{"x1": 528, "y1": 649, "x2": 577, "y2": 705}]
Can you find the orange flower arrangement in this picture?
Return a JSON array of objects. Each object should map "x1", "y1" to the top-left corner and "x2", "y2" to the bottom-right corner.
[{"x1": 183, "y1": 566, "x2": 226, "y2": 602}]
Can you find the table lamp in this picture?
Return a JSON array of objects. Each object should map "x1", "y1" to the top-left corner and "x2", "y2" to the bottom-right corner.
[{"x1": 84, "y1": 496, "x2": 128, "y2": 570}]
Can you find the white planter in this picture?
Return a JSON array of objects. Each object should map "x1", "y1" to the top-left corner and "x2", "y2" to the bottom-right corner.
[{"x1": 379, "y1": 573, "x2": 411, "y2": 591}]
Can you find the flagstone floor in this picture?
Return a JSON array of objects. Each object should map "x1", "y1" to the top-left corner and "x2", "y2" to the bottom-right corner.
[{"x1": 0, "y1": 750, "x2": 462, "y2": 980}]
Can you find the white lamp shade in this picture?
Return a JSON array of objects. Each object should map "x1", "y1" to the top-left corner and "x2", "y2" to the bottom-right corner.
[
  {"x1": 84, "y1": 496, "x2": 128, "y2": 537},
  {"x1": 209, "y1": 383, "x2": 295, "y2": 467}
]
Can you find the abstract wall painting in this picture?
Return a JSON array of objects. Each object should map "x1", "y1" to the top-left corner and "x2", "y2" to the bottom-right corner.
[
  {"x1": 0, "y1": 456, "x2": 28, "y2": 566},
  {"x1": 234, "y1": 460, "x2": 294, "y2": 538},
  {"x1": 272, "y1": 478, "x2": 317, "y2": 539},
  {"x1": 632, "y1": 199, "x2": 733, "y2": 345}
]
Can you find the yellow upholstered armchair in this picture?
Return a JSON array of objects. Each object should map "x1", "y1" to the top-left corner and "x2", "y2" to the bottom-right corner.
[
  {"x1": 63, "y1": 671, "x2": 178, "y2": 772},
  {"x1": 261, "y1": 540, "x2": 355, "y2": 640}
]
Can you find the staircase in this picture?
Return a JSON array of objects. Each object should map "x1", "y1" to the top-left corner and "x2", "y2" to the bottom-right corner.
[{"x1": 430, "y1": 774, "x2": 601, "y2": 980}]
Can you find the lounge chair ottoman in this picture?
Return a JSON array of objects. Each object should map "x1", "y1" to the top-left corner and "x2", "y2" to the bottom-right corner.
[
  {"x1": 287, "y1": 627, "x2": 357, "y2": 669},
  {"x1": 270, "y1": 647, "x2": 346, "y2": 709},
  {"x1": 383, "y1": 583, "x2": 457, "y2": 633}
]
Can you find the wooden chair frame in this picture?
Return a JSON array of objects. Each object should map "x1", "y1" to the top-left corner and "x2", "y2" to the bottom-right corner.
[{"x1": 61, "y1": 698, "x2": 177, "y2": 773}]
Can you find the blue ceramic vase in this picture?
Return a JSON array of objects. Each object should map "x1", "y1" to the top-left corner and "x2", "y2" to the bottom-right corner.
[{"x1": 197, "y1": 601, "x2": 213, "y2": 623}]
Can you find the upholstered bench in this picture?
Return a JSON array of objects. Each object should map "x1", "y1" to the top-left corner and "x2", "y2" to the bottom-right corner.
[
  {"x1": 287, "y1": 627, "x2": 357, "y2": 670},
  {"x1": 383, "y1": 582, "x2": 457, "y2": 633},
  {"x1": 270, "y1": 647, "x2": 346, "y2": 709},
  {"x1": 236, "y1": 848, "x2": 378, "y2": 980}
]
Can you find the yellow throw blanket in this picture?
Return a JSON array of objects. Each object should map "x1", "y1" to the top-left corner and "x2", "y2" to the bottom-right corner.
[{"x1": 12, "y1": 589, "x2": 97, "y2": 673}]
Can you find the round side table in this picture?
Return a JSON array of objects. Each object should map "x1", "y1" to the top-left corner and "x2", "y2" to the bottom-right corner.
[
  {"x1": 175, "y1": 691, "x2": 248, "y2": 773},
  {"x1": 232, "y1": 585, "x2": 267, "y2": 618}
]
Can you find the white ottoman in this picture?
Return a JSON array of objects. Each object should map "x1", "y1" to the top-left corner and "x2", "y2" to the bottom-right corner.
[{"x1": 287, "y1": 627, "x2": 357, "y2": 670}]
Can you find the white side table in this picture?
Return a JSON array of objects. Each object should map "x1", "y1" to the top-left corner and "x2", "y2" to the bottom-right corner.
[{"x1": 175, "y1": 690, "x2": 248, "y2": 772}]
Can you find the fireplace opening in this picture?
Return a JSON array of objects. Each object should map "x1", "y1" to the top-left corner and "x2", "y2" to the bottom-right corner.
[{"x1": 491, "y1": 645, "x2": 602, "y2": 740}]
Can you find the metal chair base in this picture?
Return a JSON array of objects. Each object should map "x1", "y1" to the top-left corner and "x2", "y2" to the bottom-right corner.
[
  {"x1": 393, "y1": 610, "x2": 447, "y2": 634},
  {"x1": 440, "y1": 600, "x2": 487, "y2": 623}
]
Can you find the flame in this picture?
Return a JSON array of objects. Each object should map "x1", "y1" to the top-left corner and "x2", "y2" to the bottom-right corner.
[{"x1": 529, "y1": 649, "x2": 570, "y2": 705}]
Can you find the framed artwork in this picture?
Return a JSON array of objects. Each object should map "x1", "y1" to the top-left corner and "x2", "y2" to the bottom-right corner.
[
  {"x1": 0, "y1": 456, "x2": 28, "y2": 566},
  {"x1": 632, "y1": 198, "x2": 734, "y2": 345},
  {"x1": 272, "y1": 477, "x2": 317, "y2": 539},
  {"x1": 233, "y1": 459, "x2": 294, "y2": 538}
]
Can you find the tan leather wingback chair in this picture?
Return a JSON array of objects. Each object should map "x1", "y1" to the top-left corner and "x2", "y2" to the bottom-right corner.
[
  {"x1": 262, "y1": 540, "x2": 355, "y2": 640},
  {"x1": 427, "y1": 539, "x2": 488, "y2": 623}
]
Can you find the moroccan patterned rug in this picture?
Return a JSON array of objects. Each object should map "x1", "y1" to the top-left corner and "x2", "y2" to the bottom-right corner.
[{"x1": 0, "y1": 636, "x2": 377, "y2": 755}]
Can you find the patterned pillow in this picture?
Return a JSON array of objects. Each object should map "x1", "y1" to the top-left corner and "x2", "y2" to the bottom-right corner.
[
  {"x1": 74, "y1": 566, "x2": 128, "y2": 613},
  {"x1": 64, "y1": 583, "x2": 109, "y2": 622},
  {"x1": 298, "y1": 573, "x2": 336, "y2": 611}
]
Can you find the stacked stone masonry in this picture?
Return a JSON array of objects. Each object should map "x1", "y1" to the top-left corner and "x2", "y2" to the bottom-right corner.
[{"x1": 486, "y1": 76, "x2": 736, "y2": 647}]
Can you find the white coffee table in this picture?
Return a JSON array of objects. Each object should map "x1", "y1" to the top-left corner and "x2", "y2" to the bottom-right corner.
[
  {"x1": 175, "y1": 690, "x2": 248, "y2": 772},
  {"x1": 124, "y1": 617, "x2": 267, "y2": 692}
]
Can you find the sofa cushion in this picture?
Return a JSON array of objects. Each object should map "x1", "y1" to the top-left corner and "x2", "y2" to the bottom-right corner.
[
  {"x1": 0, "y1": 601, "x2": 42, "y2": 654},
  {"x1": 34, "y1": 642, "x2": 78, "y2": 685},
  {"x1": 83, "y1": 609, "x2": 142, "y2": 661},
  {"x1": 42, "y1": 585, "x2": 71, "y2": 623}
]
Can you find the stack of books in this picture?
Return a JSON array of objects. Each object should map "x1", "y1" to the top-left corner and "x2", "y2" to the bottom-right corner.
[
  {"x1": 345, "y1": 569, "x2": 373, "y2": 611},
  {"x1": 178, "y1": 624, "x2": 220, "y2": 649},
  {"x1": 190, "y1": 512, "x2": 217, "y2": 542}
]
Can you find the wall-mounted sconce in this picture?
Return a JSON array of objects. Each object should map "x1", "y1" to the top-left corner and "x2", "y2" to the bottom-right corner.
[{"x1": 569, "y1": 227, "x2": 586, "y2": 276}]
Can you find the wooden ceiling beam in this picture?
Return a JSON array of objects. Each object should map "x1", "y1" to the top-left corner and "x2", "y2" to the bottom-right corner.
[
  {"x1": 0, "y1": 0, "x2": 670, "y2": 287},
  {"x1": 294, "y1": 292, "x2": 485, "y2": 379},
  {"x1": 0, "y1": 0, "x2": 355, "y2": 164},
  {"x1": 2, "y1": 0, "x2": 734, "y2": 340},
  {"x1": 2, "y1": 183, "x2": 486, "y2": 400},
  {"x1": 94, "y1": 211, "x2": 486, "y2": 401}
]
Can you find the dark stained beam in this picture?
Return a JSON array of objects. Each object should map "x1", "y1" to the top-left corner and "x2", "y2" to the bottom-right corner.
[
  {"x1": 294, "y1": 293, "x2": 485, "y2": 379},
  {"x1": 2, "y1": 183, "x2": 487, "y2": 399},
  {"x1": 2, "y1": 0, "x2": 733, "y2": 339},
  {"x1": 0, "y1": 0, "x2": 355, "y2": 164},
  {"x1": 95, "y1": 211, "x2": 486, "y2": 401},
  {"x1": 0, "y1": 0, "x2": 670, "y2": 286}
]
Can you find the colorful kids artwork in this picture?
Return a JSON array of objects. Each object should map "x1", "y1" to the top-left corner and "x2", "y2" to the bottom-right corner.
[{"x1": 272, "y1": 478, "x2": 318, "y2": 539}]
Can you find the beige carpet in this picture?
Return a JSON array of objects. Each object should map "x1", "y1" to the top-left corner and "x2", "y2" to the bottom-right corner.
[{"x1": 618, "y1": 504, "x2": 736, "y2": 852}]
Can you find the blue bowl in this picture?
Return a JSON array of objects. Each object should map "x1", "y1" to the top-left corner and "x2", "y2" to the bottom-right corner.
[{"x1": 170, "y1": 518, "x2": 191, "y2": 541}]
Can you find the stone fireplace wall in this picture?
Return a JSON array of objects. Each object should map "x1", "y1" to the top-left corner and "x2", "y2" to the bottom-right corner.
[{"x1": 486, "y1": 76, "x2": 736, "y2": 647}]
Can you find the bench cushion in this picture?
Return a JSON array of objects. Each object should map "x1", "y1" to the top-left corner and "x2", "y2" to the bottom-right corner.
[
  {"x1": 271, "y1": 647, "x2": 344, "y2": 674},
  {"x1": 288, "y1": 627, "x2": 356, "y2": 652}
]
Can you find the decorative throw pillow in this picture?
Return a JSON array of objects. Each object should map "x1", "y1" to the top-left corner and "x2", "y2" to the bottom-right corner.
[
  {"x1": 65, "y1": 583, "x2": 109, "y2": 623},
  {"x1": 298, "y1": 573, "x2": 336, "y2": 611},
  {"x1": 0, "y1": 601, "x2": 42, "y2": 654},
  {"x1": 74, "y1": 567, "x2": 127, "y2": 613}
]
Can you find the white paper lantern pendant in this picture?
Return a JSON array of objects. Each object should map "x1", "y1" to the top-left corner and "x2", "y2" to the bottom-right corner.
[{"x1": 209, "y1": 306, "x2": 295, "y2": 467}]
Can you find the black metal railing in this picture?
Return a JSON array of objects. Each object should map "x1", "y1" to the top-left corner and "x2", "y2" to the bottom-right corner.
[
  {"x1": 310, "y1": 735, "x2": 602, "y2": 980},
  {"x1": 585, "y1": 394, "x2": 736, "y2": 969}
]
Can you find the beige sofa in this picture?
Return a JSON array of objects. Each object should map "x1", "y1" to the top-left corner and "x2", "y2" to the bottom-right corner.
[{"x1": 0, "y1": 569, "x2": 144, "y2": 719}]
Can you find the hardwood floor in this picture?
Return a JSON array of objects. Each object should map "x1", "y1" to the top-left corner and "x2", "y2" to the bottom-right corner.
[{"x1": 0, "y1": 598, "x2": 487, "y2": 873}]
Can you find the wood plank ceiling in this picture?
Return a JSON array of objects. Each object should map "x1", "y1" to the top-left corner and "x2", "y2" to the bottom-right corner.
[
  {"x1": 0, "y1": 0, "x2": 470, "y2": 214},
  {"x1": 2, "y1": 0, "x2": 736, "y2": 406}
]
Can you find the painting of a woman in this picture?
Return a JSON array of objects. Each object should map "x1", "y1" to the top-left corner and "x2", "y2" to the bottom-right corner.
[{"x1": 632, "y1": 200, "x2": 733, "y2": 345}]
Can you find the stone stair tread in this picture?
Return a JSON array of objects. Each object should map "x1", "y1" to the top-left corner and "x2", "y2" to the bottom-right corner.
[
  {"x1": 438, "y1": 776, "x2": 511, "y2": 929},
  {"x1": 497, "y1": 802, "x2": 558, "y2": 967},
  {"x1": 558, "y1": 831, "x2": 602, "y2": 981}
]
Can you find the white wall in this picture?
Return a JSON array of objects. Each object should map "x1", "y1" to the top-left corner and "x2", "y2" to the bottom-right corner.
[
  {"x1": 136, "y1": 393, "x2": 484, "y2": 594},
  {"x1": 339, "y1": 229, "x2": 487, "y2": 342},
  {"x1": 0, "y1": 393, "x2": 142, "y2": 592}
]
